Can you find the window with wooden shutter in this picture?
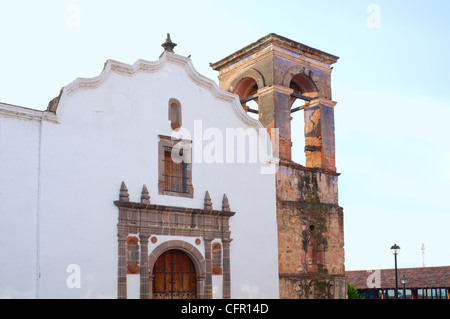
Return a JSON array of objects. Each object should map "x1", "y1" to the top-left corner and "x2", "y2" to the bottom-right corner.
[
  {"x1": 163, "y1": 146, "x2": 187, "y2": 193},
  {"x1": 158, "y1": 135, "x2": 193, "y2": 198}
]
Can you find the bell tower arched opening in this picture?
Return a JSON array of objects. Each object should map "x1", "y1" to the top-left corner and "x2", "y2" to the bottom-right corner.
[
  {"x1": 289, "y1": 74, "x2": 319, "y2": 165},
  {"x1": 290, "y1": 96, "x2": 305, "y2": 165},
  {"x1": 211, "y1": 34, "x2": 339, "y2": 171},
  {"x1": 233, "y1": 77, "x2": 259, "y2": 121}
]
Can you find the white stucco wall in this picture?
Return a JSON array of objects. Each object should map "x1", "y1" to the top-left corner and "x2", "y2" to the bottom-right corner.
[
  {"x1": 0, "y1": 52, "x2": 279, "y2": 299},
  {"x1": 0, "y1": 107, "x2": 42, "y2": 298}
]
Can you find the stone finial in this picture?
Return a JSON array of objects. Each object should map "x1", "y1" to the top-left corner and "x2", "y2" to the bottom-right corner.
[
  {"x1": 119, "y1": 181, "x2": 129, "y2": 202},
  {"x1": 222, "y1": 194, "x2": 230, "y2": 212},
  {"x1": 204, "y1": 191, "x2": 212, "y2": 211},
  {"x1": 141, "y1": 184, "x2": 151, "y2": 204},
  {"x1": 161, "y1": 33, "x2": 177, "y2": 53}
]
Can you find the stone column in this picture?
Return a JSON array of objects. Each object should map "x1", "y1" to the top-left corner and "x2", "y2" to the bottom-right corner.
[
  {"x1": 139, "y1": 233, "x2": 150, "y2": 299},
  {"x1": 117, "y1": 233, "x2": 127, "y2": 299},
  {"x1": 203, "y1": 237, "x2": 213, "y2": 299},
  {"x1": 257, "y1": 85, "x2": 294, "y2": 160},
  {"x1": 222, "y1": 238, "x2": 232, "y2": 299},
  {"x1": 304, "y1": 98, "x2": 337, "y2": 172}
]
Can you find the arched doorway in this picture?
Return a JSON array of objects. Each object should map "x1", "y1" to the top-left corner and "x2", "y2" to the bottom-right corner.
[{"x1": 152, "y1": 249, "x2": 197, "y2": 299}]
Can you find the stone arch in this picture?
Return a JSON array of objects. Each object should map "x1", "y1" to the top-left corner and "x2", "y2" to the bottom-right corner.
[
  {"x1": 282, "y1": 65, "x2": 321, "y2": 99},
  {"x1": 233, "y1": 77, "x2": 258, "y2": 101},
  {"x1": 148, "y1": 240, "x2": 206, "y2": 299},
  {"x1": 231, "y1": 71, "x2": 263, "y2": 120},
  {"x1": 229, "y1": 68, "x2": 266, "y2": 98},
  {"x1": 149, "y1": 240, "x2": 206, "y2": 276}
]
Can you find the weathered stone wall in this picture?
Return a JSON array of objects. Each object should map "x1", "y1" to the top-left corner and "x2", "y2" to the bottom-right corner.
[
  {"x1": 277, "y1": 160, "x2": 338, "y2": 205},
  {"x1": 276, "y1": 161, "x2": 344, "y2": 299}
]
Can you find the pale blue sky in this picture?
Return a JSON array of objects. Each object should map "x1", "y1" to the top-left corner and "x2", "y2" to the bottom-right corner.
[{"x1": 1, "y1": 1, "x2": 449, "y2": 271}]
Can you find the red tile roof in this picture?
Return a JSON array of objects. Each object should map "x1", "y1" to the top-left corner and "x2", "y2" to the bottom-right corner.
[{"x1": 346, "y1": 266, "x2": 450, "y2": 289}]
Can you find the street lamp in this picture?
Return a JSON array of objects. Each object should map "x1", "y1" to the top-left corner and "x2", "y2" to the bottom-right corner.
[
  {"x1": 401, "y1": 276, "x2": 408, "y2": 299},
  {"x1": 391, "y1": 244, "x2": 400, "y2": 299}
]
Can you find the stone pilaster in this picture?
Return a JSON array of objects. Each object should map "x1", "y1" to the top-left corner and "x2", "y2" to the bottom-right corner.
[
  {"x1": 257, "y1": 85, "x2": 294, "y2": 160},
  {"x1": 117, "y1": 233, "x2": 127, "y2": 299},
  {"x1": 222, "y1": 238, "x2": 232, "y2": 299},
  {"x1": 204, "y1": 237, "x2": 213, "y2": 299},
  {"x1": 139, "y1": 232, "x2": 150, "y2": 299}
]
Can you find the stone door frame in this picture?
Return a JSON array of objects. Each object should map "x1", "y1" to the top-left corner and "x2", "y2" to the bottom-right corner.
[{"x1": 114, "y1": 182, "x2": 235, "y2": 299}]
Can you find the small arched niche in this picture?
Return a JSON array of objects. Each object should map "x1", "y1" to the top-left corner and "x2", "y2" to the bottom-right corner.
[
  {"x1": 168, "y1": 98, "x2": 182, "y2": 130},
  {"x1": 212, "y1": 242, "x2": 223, "y2": 275}
]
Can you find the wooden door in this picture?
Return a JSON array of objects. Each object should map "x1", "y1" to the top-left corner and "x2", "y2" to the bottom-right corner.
[{"x1": 152, "y1": 249, "x2": 197, "y2": 299}]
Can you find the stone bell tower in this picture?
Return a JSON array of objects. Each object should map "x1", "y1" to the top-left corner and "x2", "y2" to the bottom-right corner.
[{"x1": 211, "y1": 34, "x2": 346, "y2": 299}]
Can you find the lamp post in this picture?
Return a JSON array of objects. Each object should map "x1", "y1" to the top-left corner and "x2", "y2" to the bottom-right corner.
[
  {"x1": 401, "y1": 276, "x2": 407, "y2": 299},
  {"x1": 390, "y1": 244, "x2": 400, "y2": 299}
]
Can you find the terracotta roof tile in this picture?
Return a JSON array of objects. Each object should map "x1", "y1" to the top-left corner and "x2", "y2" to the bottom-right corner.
[{"x1": 346, "y1": 266, "x2": 450, "y2": 289}]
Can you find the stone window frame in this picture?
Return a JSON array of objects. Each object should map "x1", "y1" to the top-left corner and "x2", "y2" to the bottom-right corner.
[{"x1": 158, "y1": 135, "x2": 193, "y2": 198}]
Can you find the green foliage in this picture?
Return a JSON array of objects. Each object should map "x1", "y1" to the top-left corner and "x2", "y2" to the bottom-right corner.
[{"x1": 347, "y1": 282, "x2": 365, "y2": 299}]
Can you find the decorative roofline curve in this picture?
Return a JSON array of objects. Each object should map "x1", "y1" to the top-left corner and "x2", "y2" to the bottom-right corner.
[{"x1": 48, "y1": 52, "x2": 264, "y2": 130}]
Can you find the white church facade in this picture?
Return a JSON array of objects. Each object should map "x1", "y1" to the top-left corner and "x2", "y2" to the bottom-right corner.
[
  {"x1": 0, "y1": 38, "x2": 280, "y2": 299},
  {"x1": 0, "y1": 34, "x2": 345, "y2": 299}
]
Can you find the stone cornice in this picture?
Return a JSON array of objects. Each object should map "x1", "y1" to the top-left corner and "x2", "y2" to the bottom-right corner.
[
  {"x1": 277, "y1": 199, "x2": 343, "y2": 212},
  {"x1": 258, "y1": 84, "x2": 294, "y2": 96},
  {"x1": 0, "y1": 102, "x2": 58, "y2": 123},
  {"x1": 278, "y1": 158, "x2": 340, "y2": 176},
  {"x1": 309, "y1": 97, "x2": 338, "y2": 108},
  {"x1": 210, "y1": 33, "x2": 339, "y2": 72},
  {"x1": 114, "y1": 200, "x2": 236, "y2": 217}
]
